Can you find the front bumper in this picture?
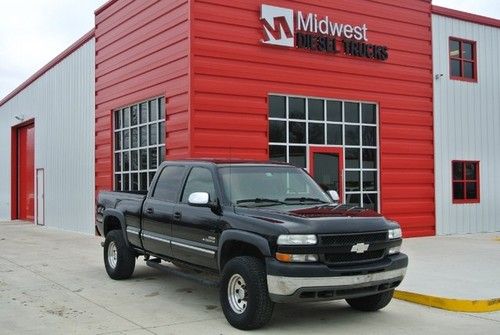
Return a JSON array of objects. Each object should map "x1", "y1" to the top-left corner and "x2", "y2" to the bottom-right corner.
[{"x1": 266, "y1": 253, "x2": 408, "y2": 303}]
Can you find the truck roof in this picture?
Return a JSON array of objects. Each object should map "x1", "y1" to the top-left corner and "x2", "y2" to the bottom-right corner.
[{"x1": 161, "y1": 159, "x2": 292, "y2": 166}]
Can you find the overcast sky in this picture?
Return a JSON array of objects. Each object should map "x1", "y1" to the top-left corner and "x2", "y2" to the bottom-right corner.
[
  {"x1": 0, "y1": 0, "x2": 106, "y2": 100},
  {"x1": 1, "y1": 0, "x2": 499, "y2": 100}
]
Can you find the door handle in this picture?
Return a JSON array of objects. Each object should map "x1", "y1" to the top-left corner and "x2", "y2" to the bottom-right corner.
[
  {"x1": 146, "y1": 208, "x2": 154, "y2": 215},
  {"x1": 173, "y1": 212, "x2": 182, "y2": 221}
]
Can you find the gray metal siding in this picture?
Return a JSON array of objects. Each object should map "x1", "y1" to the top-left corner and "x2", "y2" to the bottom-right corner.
[
  {"x1": 433, "y1": 15, "x2": 500, "y2": 234},
  {"x1": 0, "y1": 39, "x2": 95, "y2": 234}
]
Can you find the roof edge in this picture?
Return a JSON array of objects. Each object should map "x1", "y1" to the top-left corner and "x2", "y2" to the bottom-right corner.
[
  {"x1": 0, "y1": 29, "x2": 95, "y2": 108},
  {"x1": 95, "y1": 0, "x2": 118, "y2": 15},
  {"x1": 432, "y1": 5, "x2": 500, "y2": 29}
]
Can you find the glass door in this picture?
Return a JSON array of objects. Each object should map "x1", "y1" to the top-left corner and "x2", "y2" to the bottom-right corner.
[{"x1": 309, "y1": 147, "x2": 343, "y2": 200}]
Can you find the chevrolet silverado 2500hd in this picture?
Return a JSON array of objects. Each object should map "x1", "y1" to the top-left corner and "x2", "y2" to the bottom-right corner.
[{"x1": 96, "y1": 160, "x2": 407, "y2": 330}]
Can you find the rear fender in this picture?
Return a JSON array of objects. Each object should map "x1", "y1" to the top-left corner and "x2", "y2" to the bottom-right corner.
[{"x1": 102, "y1": 209, "x2": 130, "y2": 248}]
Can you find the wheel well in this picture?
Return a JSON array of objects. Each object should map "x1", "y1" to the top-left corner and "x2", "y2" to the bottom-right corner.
[
  {"x1": 103, "y1": 216, "x2": 121, "y2": 237},
  {"x1": 220, "y1": 240, "x2": 264, "y2": 270}
]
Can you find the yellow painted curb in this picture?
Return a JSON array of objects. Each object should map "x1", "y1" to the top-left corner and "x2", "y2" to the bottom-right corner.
[
  {"x1": 494, "y1": 237, "x2": 500, "y2": 242},
  {"x1": 394, "y1": 290, "x2": 500, "y2": 313}
]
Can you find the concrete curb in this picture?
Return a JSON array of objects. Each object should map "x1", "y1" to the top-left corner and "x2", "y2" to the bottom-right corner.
[{"x1": 394, "y1": 290, "x2": 500, "y2": 313}]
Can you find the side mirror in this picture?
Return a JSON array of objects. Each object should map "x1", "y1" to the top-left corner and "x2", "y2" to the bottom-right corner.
[
  {"x1": 188, "y1": 192, "x2": 210, "y2": 207},
  {"x1": 328, "y1": 190, "x2": 340, "y2": 203}
]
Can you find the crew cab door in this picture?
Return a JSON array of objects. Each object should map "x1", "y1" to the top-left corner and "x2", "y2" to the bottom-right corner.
[
  {"x1": 141, "y1": 165, "x2": 186, "y2": 258},
  {"x1": 171, "y1": 167, "x2": 221, "y2": 269}
]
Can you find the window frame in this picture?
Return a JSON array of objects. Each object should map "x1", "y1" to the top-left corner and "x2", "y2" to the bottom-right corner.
[
  {"x1": 151, "y1": 165, "x2": 186, "y2": 203},
  {"x1": 449, "y1": 37, "x2": 478, "y2": 83},
  {"x1": 180, "y1": 166, "x2": 217, "y2": 204},
  {"x1": 452, "y1": 160, "x2": 480, "y2": 204},
  {"x1": 268, "y1": 94, "x2": 380, "y2": 211},
  {"x1": 113, "y1": 97, "x2": 166, "y2": 192}
]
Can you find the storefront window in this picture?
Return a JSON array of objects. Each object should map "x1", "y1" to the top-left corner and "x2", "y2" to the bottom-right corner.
[
  {"x1": 114, "y1": 97, "x2": 166, "y2": 191},
  {"x1": 269, "y1": 95, "x2": 379, "y2": 210}
]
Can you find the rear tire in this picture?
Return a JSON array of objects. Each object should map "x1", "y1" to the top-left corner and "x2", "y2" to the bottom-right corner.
[
  {"x1": 104, "y1": 230, "x2": 136, "y2": 280},
  {"x1": 220, "y1": 256, "x2": 274, "y2": 330},
  {"x1": 346, "y1": 289, "x2": 394, "y2": 312}
]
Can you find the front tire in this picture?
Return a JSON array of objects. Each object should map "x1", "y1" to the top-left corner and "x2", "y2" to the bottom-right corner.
[
  {"x1": 220, "y1": 256, "x2": 274, "y2": 330},
  {"x1": 346, "y1": 289, "x2": 394, "y2": 312},
  {"x1": 104, "y1": 230, "x2": 136, "y2": 280}
]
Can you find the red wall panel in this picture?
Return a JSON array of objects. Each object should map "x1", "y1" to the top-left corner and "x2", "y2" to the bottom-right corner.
[
  {"x1": 95, "y1": 0, "x2": 435, "y2": 236},
  {"x1": 190, "y1": 0, "x2": 435, "y2": 237},
  {"x1": 95, "y1": 0, "x2": 191, "y2": 193}
]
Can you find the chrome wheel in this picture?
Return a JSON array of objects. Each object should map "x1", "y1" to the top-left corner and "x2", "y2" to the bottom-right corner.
[
  {"x1": 227, "y1": 274, "x2": 248, "y2": 314},
  {"x1": 107, "y1": 241, "x2": 118, "y2": 269}
]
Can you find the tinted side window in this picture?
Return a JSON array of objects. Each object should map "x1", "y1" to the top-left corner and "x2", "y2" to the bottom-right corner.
[
  {"x1": 181, "y1": 168, "x2": 216, "y2": 203},
  {"x1": 152, "y1": 166, "x2": 185, "y2": 202}
]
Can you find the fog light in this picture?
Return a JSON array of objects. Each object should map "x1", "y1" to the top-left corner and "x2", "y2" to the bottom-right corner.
[
  {"x1": 388, "y1": 228, "x2": 402, "y2": 239},
  {"x1": 388, "y1": 246, "x2": 401, "y2": 255},
  {"x1": 276, "y1": 253, "x2": 318, "y2": 263}
]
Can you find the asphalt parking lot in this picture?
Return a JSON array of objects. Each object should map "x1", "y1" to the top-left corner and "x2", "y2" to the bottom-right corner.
[{"x1": 0, "y1": 221, "x2": 499, "y2": 334}]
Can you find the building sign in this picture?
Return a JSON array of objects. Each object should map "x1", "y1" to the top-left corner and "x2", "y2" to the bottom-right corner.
[{"x1": 260, "y1": 4, "x2": 389, "y2": 61}]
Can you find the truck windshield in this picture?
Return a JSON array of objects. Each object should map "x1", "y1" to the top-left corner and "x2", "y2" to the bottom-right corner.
[{"x1": 218, "y1": 165, "x2": 332, "y2": 207}]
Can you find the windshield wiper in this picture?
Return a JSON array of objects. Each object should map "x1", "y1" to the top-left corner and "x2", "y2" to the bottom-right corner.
[
  {"x1": 284, "y1": 197, "x2": 330, "y2": 204},
  {"x1": 236, "y1": 198, "x2": 286, "y2": 207}
]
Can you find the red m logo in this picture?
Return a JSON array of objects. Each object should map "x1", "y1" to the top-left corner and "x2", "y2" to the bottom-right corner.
[{"x1": 261, "y1": 16, "x2": 294, "y2": 42}]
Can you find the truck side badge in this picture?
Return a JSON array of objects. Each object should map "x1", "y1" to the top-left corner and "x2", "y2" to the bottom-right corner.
[{"x1": 203, "y1": 236, "x2": 216, "y2": 244}]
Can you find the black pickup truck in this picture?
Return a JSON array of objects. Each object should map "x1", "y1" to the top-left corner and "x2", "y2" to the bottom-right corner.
[{"x1": 96, "y1": 160, "x2": 407, "y2": 330}]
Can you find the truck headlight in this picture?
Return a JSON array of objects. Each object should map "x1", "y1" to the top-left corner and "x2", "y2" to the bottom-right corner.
[
  {"x1": 388, "y1": 228, "x2": 402, "y2": 239},
  {"x1": 276, "y1": 253, "x2": 318, "y2": 263},
  {"x1": 277, "y1": 234, "x2": 317, "y2": 245}
]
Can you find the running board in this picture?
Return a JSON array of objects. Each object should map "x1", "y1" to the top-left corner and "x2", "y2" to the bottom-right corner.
[{"x1": 146, "y1": 260, "x2": 220, "y2": 288}]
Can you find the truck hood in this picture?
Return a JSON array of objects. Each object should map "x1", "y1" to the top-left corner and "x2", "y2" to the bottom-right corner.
[{"x1": 234, "y1": 204, "x2": 397, "y2": 234}]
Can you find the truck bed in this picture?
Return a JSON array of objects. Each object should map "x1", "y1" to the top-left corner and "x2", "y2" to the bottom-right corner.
[{"x1": 96, "y1": 191, "x2": 147, "y2": 237}]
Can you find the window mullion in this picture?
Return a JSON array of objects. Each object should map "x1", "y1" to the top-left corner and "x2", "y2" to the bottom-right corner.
[{"x1": 461, "y1": 58, "x2": 465, "y2": 78}]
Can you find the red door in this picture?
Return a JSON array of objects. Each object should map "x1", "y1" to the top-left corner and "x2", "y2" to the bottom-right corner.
[
  {"x1": 309, "y1": 147, "x2": 344, "y2": 200},
  {"x1": 18, "y1": 124, "x2": 35, "y2": 221}
]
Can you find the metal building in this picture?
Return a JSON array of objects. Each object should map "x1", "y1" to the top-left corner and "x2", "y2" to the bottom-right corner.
[
  {"x1": 432, "y1": 7, "x2": 500, "y2": 234},
  {"x1": 0, "y1": 32, "x2": 95, "y2": 234},
  {"x1": 94, "y1": 0, "x2": 435, "y2": 238},
  {"x1": 0, "y1": 1, "x2": 499, "y2": 237}
]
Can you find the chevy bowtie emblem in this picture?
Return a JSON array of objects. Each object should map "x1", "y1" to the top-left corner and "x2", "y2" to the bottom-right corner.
[{"x1": 351, "y1": 243, "x2": 370, "y2": 254}]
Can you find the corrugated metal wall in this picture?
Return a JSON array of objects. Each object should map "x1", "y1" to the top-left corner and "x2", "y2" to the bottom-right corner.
[
  {"x1": 433, "y1": 14, "x2": 500, "y2": 234},
  {"x1": 0, "y1": 40, "x2": 95, "y2": 234},
  {"x1": 190, "y1": 0, "x2": 435, "y2": 237},
  {"x1": 94, "y1": 0, "x2": 190, "y2": 194}
]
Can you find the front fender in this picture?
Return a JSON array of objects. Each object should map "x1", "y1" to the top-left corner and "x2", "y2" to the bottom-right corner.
[{"x1": 218, "y1": 230, "x2": 272, "y2": 269}]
